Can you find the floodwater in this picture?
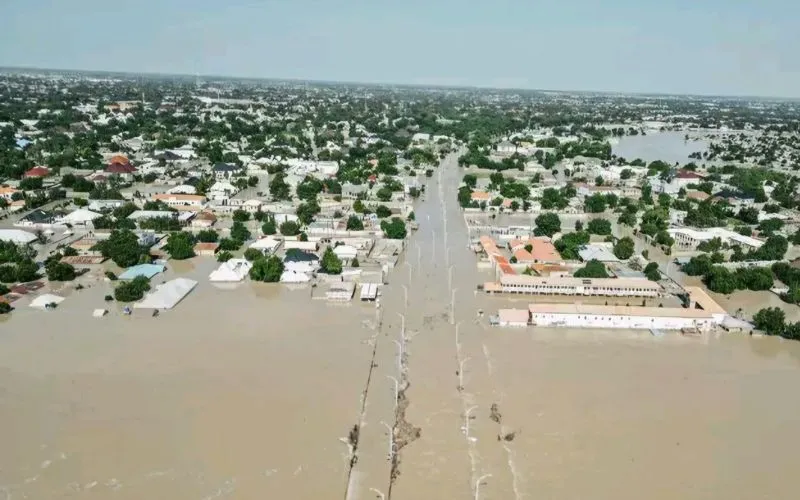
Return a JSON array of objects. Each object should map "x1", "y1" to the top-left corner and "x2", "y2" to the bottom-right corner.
[
  {"x1": 2, "y1": 153, "x2": 800, "y2": 499},
  {"x1": 612, "y1": 131, "x2": 709, "y2": 165}
]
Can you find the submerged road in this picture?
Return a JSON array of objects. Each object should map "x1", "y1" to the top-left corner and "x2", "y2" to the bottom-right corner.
[{"x1": 348, "y1": 152, "x2": 517, "y2": 500}]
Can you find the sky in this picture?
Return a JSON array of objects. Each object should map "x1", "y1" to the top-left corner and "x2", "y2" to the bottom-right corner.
[{"x1": 1, "y1": 0, "x2": 799, "y2": 97}]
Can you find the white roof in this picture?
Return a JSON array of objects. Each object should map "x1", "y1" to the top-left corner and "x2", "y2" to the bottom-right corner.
[
  {"x1": 243, "y1": 199, "x2": 263, "y2": 206},
  {"x1": 29, "y1": 294, "x2": 65, "y2": 308},
  {"x1": 209, "y1": 259, "x2": 252, "y2": 282},
  {"x1": 62, "y1": 208, "x2": 101, "y2": 223},
  {"x1": 577, "y1": 244, "x2": 620, "y2": 262},
  {"x1": 280, "y1": 270, "x2": 311, "y2": 283},
  {"x1": 134, "y1": 278, "x2": 197, "y2": 309},
  {"x1": 249, "y1": 237, "x2": 281, "y2": 251},
  {"x1": 167, "y1": 184, "x2": 197, "y2": 195},
  {"x1": 333, "y1": 245, "x2": 358, "y2": 257},
  {"x1": 0, "y1": 229, "x2": 37, "y2": 244},
  {"x1": 128, "y1": 210, "x2": 175, "y2": 220}
]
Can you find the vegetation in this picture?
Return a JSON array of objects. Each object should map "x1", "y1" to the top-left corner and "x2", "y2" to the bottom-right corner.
[
  {"x1": 197, "y1": 229, "x2": 219, "y2": 243},
  {"x1": 114, "y1": 276, "x2": 151, "y2": 302},
  {"x1": 643, "y1": 262, "x2": 660, "y2": 281},
  {"x1": 164, "y1": 231, "x2": 196, "y2": 260},
  {"x1": 280, "y1": 220, "x2": 301, "y2": 236},
  {"x1": 533, "y1": 213, "x2": 561, "y2": 238},
  {"x1": 587, "y1": 218, "x2": 612, "y2": 235},
  {"x1": 554, "y1": 231, "x2": 589, "y2": 260},
  {"x1": 95, "y1": 230, "x2": 149, "y2": 268},
  {"x1": 250, "y1": 255, "x2": 284, "y2": 282},
  {"x1": 320, "y1": 247, "x2": 343, "y2": 274},
  {"x1": 573, "y1": 259, "x2": 609, "y2": 278},
  {"x1": 346, "y1": 215, "x2": 364, "y2": 231},
  {"x1": 381, "y1": 217, "x2": 407, "y2": 239},
  {"x1": 613, "y1": 237, "x2": 635, "y2": 260}
]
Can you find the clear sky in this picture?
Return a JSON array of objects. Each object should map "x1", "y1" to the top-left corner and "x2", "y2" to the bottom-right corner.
[{"x1": 1, "y1": 0, "x2": 799, "y2": 97}]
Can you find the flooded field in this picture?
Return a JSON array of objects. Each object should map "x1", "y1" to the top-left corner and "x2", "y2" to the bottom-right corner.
[
  {"x1": 2, "y1": 153, "x2": 800, "y2": 499},
  {"x1": 612, "y1": 131, "x2": 709, "y2": 165}
]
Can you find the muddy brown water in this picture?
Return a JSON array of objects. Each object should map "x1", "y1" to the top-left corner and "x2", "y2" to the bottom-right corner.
[{"x1": 2, "y1": 154, "x2": 800, "y2": 499}]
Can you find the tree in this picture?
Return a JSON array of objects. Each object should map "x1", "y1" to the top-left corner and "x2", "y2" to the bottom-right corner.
[
  {"x1": 19, "y1": 177, "x2": 43, "y2": 190},
  {"x1": 243, "y1": 248, "x2": 263, "y2": 261},
  {"x1": 613, "y1": 237, "x2": 635, "y2": 260},
  {"x1": 644, "y1": 262, "x2": 660, "y2": 281},
  {"x1": 230, "y1": 221, "x2": 251, "y2": 243},
  {"x1": 584, "y1": 193, "x2": 607, "y2": 213},
  {"x1": 296, "y1": 201, "x2": 319, "y2": 225},
  {"x1": 534, "y1": 213, "x2": 561, "y2": 237},
  {"x1": 457, "y1": 186, "x2": 472, "y2": 208},
  {"x1": 232, "y1": 209, "x2": 250, "y2": 222},
  {"x1": 249, "y1": 255, "x2": 284, "y2": 282},
  {"x1": 618, "y1": 212, "x2": 636, "y2": 227},
  {"x1": 0, "y1": 302, "x2": 10, "y2": 314},
  {"x1": 376, "y1": 187, "x2": 392, "y2": 202},
  {"x1": 320, "y1": 247, "x2": 343, "y2": 274},
  {"x1": 655, "y1": 230, "x2": 675, "y2": 247},
  {"x1": 218, "y1": 238, "x2": 241, "y2": 251},
  {"x1": 216, "y1": 250, "x2": 233, "y2": 262},
  {"x1": 380, "y1": 217, "x2": 407, "y2": 239},
  {"x1": 620, "y1": 169, "x2": 633, "y2": 180},
  {"x1": 247, "y1": 176, "x2": 259, "y2": 187},
  {"x1": 165, "y1": 231, "x2": 196, "y2": 260},
  {"x1": 346, "y1": 215, "x2": 364, "y2": 231},
  {"x1": 353, "y1": 199, "x2": 366, "y2": 213},
  {"x1": 587, "y1": 218, "x2": 611, "y2": 235},
  {"x1": 757, "y1": 218, "x2": 784, "y2": 235},
  {"x1": 114, "y1": 276, "x2": 151, "y2": 302},
  {"x1": 737, "y1": 207, "x2": 759, "y2": 224},
  {"x1": 269, "y1": 172, "x2": 291, "y2": 200},
  {"x1": 197, "y1": 229, "x2": 219, "y2": 243},
  {"x1": 703, "y1": 266, "x2": 738, "y2": 294},
  {"x1": 554, "y1": 231, "x2": 590, "y2": 260},
  {"x1": 682, "y1": 255, "x2": 713, "y2": 276},
  {"x1": 261, "y1": 217, "x2": 277, "y2": 235},
  {"x1": 95, "y1": 230, "x2": 147, "y2": 268},
  {"x1": 279, "y1": 220, "x2": 300, "y2": 236},
  {"x1": 753, "y1": 307, "x2": 786, "y2": 336},
  {"x1": 573, "y1": 260, "x2": 609, "y2": 278},
  {"x1": 46, "y1": 261, "x2": 76, "y2": 281},
  {"x1": 375, "y1": 205, "x2": 392, "y2": 218},
  {"x1": 463, "y1": 174, "x2": 477, "y2": 188}
]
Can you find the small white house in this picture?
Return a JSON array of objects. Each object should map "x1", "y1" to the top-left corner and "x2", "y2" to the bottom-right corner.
[
  {"x1": 280, "y1": 270, "x2": 311, "y2": 283},
  {"x1": 209, "y1": 258, "x2": 252, "y2": 282},
  {"x1": 333, "y1": 244, "x2": 358, "y2": 261}
]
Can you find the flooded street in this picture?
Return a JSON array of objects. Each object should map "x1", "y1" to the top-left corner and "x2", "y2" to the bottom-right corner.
[
  {"x1": 2, "y1": 153, "x2": 800, "y2": 499},
  {"x1": 612, "y1": 131, "x2": 709, "y2": 164}
]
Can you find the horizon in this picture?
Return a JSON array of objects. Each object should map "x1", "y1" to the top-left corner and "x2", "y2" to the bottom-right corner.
[
  {"x1": 2, "y1": 65, "x2": 798, "y2": 102},
  {"x1": 1, "y1": 0, "x2": 799, "y2": 99}
]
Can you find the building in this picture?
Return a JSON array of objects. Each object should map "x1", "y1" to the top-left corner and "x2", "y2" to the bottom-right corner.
[
  {"x1": 497, "y1": 308, "x2": 529, "y2": 327},
  {"x1": 484, "y1": 275, "x2": 661, "y2": 297},
  {"x1": 151, "y1": 193, "x2": 207, "y2": 209},
  {"x1": 209, "y1": 259, "x2": 252, "y2": 282},
  {"x1": 24, "y1": 166, "x2": 50, "y2": 178},
  {"x1": 242, "y1": 199, "x2": 263, "y2": 213},
  {"x1": 0, "y1": 229, "x2": 37, "y2": 244},
  {"x1": 193, "y1": 242, "x2": 219, "y2": 257},
  {"x1": 0, "y1": 186, "x2": 19, "y2": 201},
  {"x1": 191, "y1": 211, "x2": 217, "y2": 228},
  {"x1": 471, "y1": 191, "x2": 491, "y2": 203},
  {"x1": 668, "y1": 227, "x2": 764, "y2": 250},
  {"x1": 360, "y1": 283, "x2": 379, "y2": 301},
  {"x1": 248, "y1": 237, "x2": 281, "y2": 255},
  {"x1": 88, "y1": 199, "x2": 126, "y2": 211},
  {"x1": 578, "y1": 244, "x2": 620, "y2": 263},
  {"x1": 212, "y1": 163, "x2": 243, "y2": 180},
  {"x1": 281, "y1": 270, "x2": 311, "y2": 283},
  {"x1": 333, "y1": 244, "x2": 358, "y2": 261},
  {"x1": 284, "y1": 249, "x2": 320, "y2": 273}
]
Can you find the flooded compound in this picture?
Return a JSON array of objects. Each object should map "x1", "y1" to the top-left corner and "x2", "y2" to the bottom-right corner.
[{"x1": 2, "y1": 153, "x2": 800, "y2": 499}]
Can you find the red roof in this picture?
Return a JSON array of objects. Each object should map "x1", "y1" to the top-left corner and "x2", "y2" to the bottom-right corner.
[
  {"x1": 24, "y1": 166, "x2": 50, "y2": 178},
  {"x1": 106, "y1": 163, "x2": 137, "y2": 174},
  {"x1": 676, "y1": 170, "x2": 704, "y2": 179}
]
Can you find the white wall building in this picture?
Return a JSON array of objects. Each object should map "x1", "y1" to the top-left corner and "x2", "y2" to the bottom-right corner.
[
  {"x1": 209, "y1": 259, "x2": 252, "y2": 282},
  {"x1": 668, "y1": 227, "x2": 764, "y2": 250},
  {"x1": 485, "y1": 275, "x2": 661, "y2": 297}
]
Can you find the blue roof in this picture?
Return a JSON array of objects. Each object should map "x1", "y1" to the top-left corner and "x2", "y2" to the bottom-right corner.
[
  {"x1": 16, "y1": 138, "x2": 31, "y2": 149},
  {"x1": 119, "y1": 264, "x2": 165, "y2": 280}
]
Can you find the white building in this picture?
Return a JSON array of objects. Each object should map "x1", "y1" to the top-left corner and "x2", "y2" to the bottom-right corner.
[
  {"x1": 151, "y1": 194, "x2": 206, "y2": 209},
  {"x1": 484, "y1": 275, "x2": 661, "y2": 297},
  {"x1": 668, "y1": 227, "x2": 764, "y2": 250},
  {"x1": 0, "y1": 229, "x2": 37, "y2": 244},
  {"x1": 248, "y1": 237, "x2": 281, "y2": 255},
  {"x1": 209, "y1": 259, "x2": 252, "y2": 282},
  {"x1": 280, "y1": 270, "x2": 311, "y2": 283},
  {"x1": 167, "y1": 184, "x2": 198, "y2": 195},
  {"x1": 333, "y1": 244, "x2": 358, "y2": 261}
]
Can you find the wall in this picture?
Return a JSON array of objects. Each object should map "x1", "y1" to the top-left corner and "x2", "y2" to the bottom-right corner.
[{"x1": 530, "y1": 312, "x2": 714, "y2": 330}]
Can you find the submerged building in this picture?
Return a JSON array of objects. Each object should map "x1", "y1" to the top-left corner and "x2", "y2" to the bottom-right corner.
[{"x1": 484, "y1": 275, "x2": 662, "y2": 297}]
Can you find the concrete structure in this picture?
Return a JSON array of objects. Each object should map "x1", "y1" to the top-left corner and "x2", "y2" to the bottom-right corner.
[
  {"x1": 0, "y1": 229, "x2": 37, "y2": 244},
  {"x1": 134, "y1": 278, "x2": 197, "y2": 310},
  {"x1": 193, "y1": 242, "x2": 219, "y2": 256},
  {"x1": 333, "y1": 244, "x2": 358, "y2": 261},
  {"x1": 360, "y1": 283, "x2": 379, "y2": 301},
  {"x1": 578, "y1": 244, "x2": 620, "y2": 263},
  {"x1": 280, "y1": 270, "x2": 311, "y2": 283},
  {"x1": 248, "y1": 237, "x2": 281, "y2": 255},
  {"x1": 484, "y1": 275, "x2": 661, "y2": 297},
  {"x1": 497, "y1": 308, "x2": 529, "y2": 327},
  {"x1": 209, "y1": 259, "x2": 252, "y2": 282},
  {"x1": 151, "y1": 193, "x2": 206, "y2": 209},
  {"x1": 668, "y1": 227, "x2": 764, "y2": 250}
]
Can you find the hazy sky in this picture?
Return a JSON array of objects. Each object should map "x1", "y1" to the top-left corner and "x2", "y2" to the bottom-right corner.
[{"x1": 1, "y1": 0, "x2": 799, "y2": 97}]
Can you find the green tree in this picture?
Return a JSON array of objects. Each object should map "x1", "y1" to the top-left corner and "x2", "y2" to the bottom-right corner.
[
  {"x1": 261, "y1": 217, "x2": 277, "y2": 235},
  {"x1": 587, "y1": 218, "x2": 612, "y2": 235},
  {"x1": 375, "y1": 205, "x2": 392, "y2": 218},
  {"x1": 703, "y1": 266, "x2": 738, "y2": 294},
  {"x1": 534, "y1": 213, "x2": 561, "y2": 237},
  {"x1": 218, "y1": 238, "x2": 241, "y2": 251},
  {"x1": 462, "y1": 174, "x2": 477, "y2": 188},
  {"x1": 232, "y1": 209, "x2": 250, "y2": 222},
  {"x1": 216, "y1": 250, "x2": 233, "y2": 262},
  {"x1": 376, "y1": 187, "x2": 392, "y2": 202},
  {"x1": 320, "y1": 247, "x2": 343, "y2": 274},
  {"x1": 165, "y1": 231, "x2": 196, "y2": 260},
  {"x1": 644, "y1": 262, "x2": 660, "y2": 281},
  {"x1": 197, "y1": 229, "x2": 219, "y2": 243},
  {"x1": 753, "y1": 307, "x2": 786, "y2": 336},
  {"x1": 250, "y1": 255, "x2": 284, "y2": 282},
  {"x1": 243, "y1": 248, "x2": 263, "y2": 261},
  {"x1": 95, "y1": 230, "x2": 147, "y2": 268},
  {"x1": 279, "y1": 220, "x2": 300, "y2": 236},
  {"x1": 613, "y1": 237, "x2": 635, "y2": 260},
  {"x1": 230, "y1": 221, "x2": 251, "y2": 243},
  {"x1": 380, "y1": 217, "x2": 407, "y2": 239},
  {"x1": 573, "y1": 260, "x2": 609, "y2": 278},
  {"x1": 346, "y1": 215, "x2": 364, "y2": 230},
  {"x1": 114, "y1": 276, "x2": 151, "y2": 302}
]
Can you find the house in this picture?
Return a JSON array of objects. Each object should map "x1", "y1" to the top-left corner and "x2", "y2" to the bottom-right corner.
[
  {"x1": 284, "y1": 240, "x2": 319, "y2": 252},
  {"x1": 496, "y1": 308, "x2": 529, "y2": 327},
  {"x1": 471, "y1": 191, "x2": 491, "y2": 203},
  {"x1": 88, "y1": 199, "x2": 126, "y2": 211},
  {"x1": 668, "y1": 227, "x2": 764, "y2": 251},
  {"x1": 248, "y1": 237, "x2": 281, "y2": 255},
  {"x1": 242, "y1": 199, "x2": 263, "y2": 213},
  {"x1": 15, "y1": 209, "x2": 57, "y2": 227},
  {"x1": 512, "y1": 248, "x2": 537, "y2": 264},
  {"x1": 151, "y1": 193, "x2": 207, "y2": 210},
  {"x1": 212, "y1": 163, "x2": 243, "y2": 180},
  {"x1": 207, "y1": 181, "x2": 238, "y2": 201},
  {"x1": 193, "y1": 242, "x2": 219, "y2": 257},
  {"x1": 191, "y1": 211, "x2": 217, "y2": 228},
  {"x1": 127, "y1": 210, "x2": 178, "y2": 221},
  {"x1": 167, "y1": 184, "x2": 198, "y2": 195},
  {"x1": 577, "y1": 244, "x2": 620, "y2": 263},
  {"x1": 24, "y1": 166, "x2": 50, "y2": 178},
  {"x1": 333, "y1": 244, "x2": 358, "y2": 261},
  {"x1": 209, "y1": 258, "x2": 252, "y2": 282},
  {"x1": 0, "y1": 229, "x2": 37, "y2": 244},
  {"x1": 280, "y1": 269, "x2": 311, "y2": 283},
  {"x1": 283, "y1": 249, "x2": 320, "y2": 273},
  {"x1": 58, "y1": 208, "x2": 102, "y2": 227}
]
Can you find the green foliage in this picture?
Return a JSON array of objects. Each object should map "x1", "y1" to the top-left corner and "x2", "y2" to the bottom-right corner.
[
  {"x1": 376, "y1": 187, "x2": 392, "y2": 202},
  {"x1": 346, "y1": 214, "x2": 364, "y2": 231},
  {"x1": 0, "y1": 302, "x2": 11, "y2": 314},
  {"x1": 165, "y1": 231, "x2": 196, "y2": 260},
  {"x1": 753, "y1": 308, "x2": 786, "y2": 337},
  {"x1": 232, "y1": 209, "x2": 250, "y2": 222},
  {"x1": 197, "y1": 229, "x2": 219, "y2": 243},
  {"x1": 380, "y1": 217, "x2": 407, "y2": 239},
  {"x1": 279, "y1": 220, "x2": 300, "y2": 236},
  {"x1": 114, "y1": 276, "x2": 151, "y2": 302},
  {"x1": 296, "y1": 200, "x2": 320, "y2": 225},
  {"x1": 573, "y1": 259, "x2": 609, "y2": 278},
  {"x1": 736, "y1": 207, "x2": 759, "y2": 224},
  {"x1": 457, "y1": 186, "x2": 473, "y2": 208},
  {"x1": 138, "y1": 217, "x2": 181, "y2": 231},
  {"x1": 45, "y1": 261, "x2": 76, "y2": 281},
  {"x1": 320, "y1": 247, "x2": 343, "y2": 274},
  {"x1": 216, "y1": 250, "x2": 233, "y2": 262},
  {"x1": 697, "y1": 237, "x2": 723, "y2": 253},
  {"x1": 260, "y1": 216, "x2": 277, "y2": 235},
  {"x1": 243, "y1": 248, "x2": 263, "y2": 261},
  {"x1": 217, "y1": 238, "x2": 241, "y2": 251},
  {"x1": 95, "y1": 230, "x2": 149, "y2": 268},
  {"x1": 375, "y1": 205, "x2": 392, "y2": 218},
  {"x1": 269, "y1": 172, "x2": 292, "y2": 200},
  {"x1": 351, "y1": 257, "x2": 359, "y2": 268},
  {"x1": 249, "y1": 255, "x2": 284, "y2": 282},
  {"x1": 534, "y1": 212, "x2": 561, "y2": 237},
  {"x1": 757, "y1": 218, "x2": 783, "y2": 235},
  {"x1": 584, "y1": 193, "x2": 607, "y2": 213},
  {"x1": 587, "y1": 218, "x2": 611, "y2": 235},
  {"x1": 230, "y1": 221, "x2": 251, "y2": 243},
  {"x1": 682, "y1": 255, "x2": 713, "y2": 276},
  {"x1": 19, "y1": 177, "x2": 43, "y2": 190},
  {"x1": 613, "y1": 237, "x2": 635, "y2": 260},
  {"x1": 554, "y1": 231, "x2": 590, "y2": 260},
  {"x1": 644, "y1": 262, "x2": 660, "y2": 281},
  {"x1": 462, "y1": 174, "x2": 477, "y2": 188}
]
